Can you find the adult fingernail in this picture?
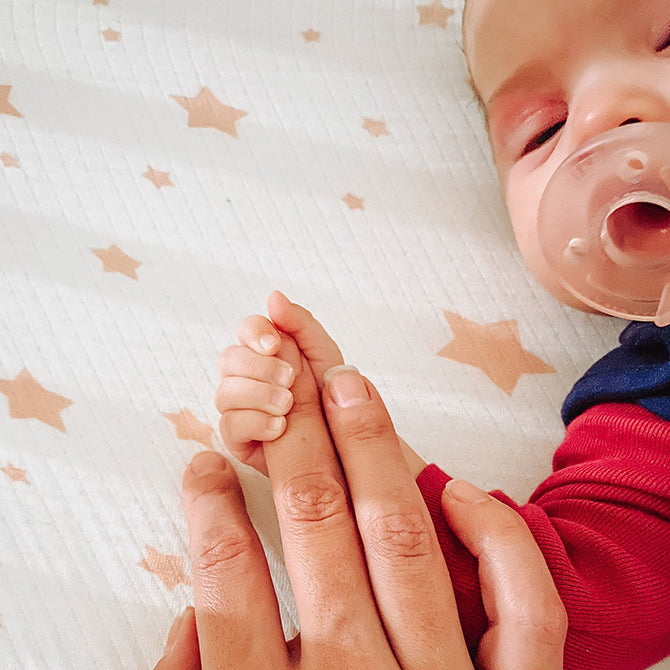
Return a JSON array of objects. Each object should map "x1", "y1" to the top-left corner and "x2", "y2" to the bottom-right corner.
[
  {"x1": 165, "y1": 608, "x2": 187, "y2": 652},
  {"x1": 324, "y1": 365, "x2": 370, "y2": 407},
  {"x1": 190, "y1": 451, "x2": 227, "y2": 476},
  {"x1": 443, "y1": 479, "x2": 489, "y2": 504}
]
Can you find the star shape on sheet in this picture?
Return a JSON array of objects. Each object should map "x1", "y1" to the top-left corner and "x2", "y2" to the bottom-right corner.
[
  {"x1": 171, "y1": 87, "x2": 248, "y2": 137},
  {"x1": 438, "y1": 312, "x2": 555, "y2": 395},
  {"x1": 0, "y1": 86, "x2": 22, "y2": 118},
  {"x1": 143, "y1": 166, "x2": 174, "y2": 189},
  {"x1": 1, "y1": 152, "x2": 20, "y2": 168},
  {"x1": 138, "y1": 545, "x2": 191, "y2": 591},
  {"x1": 101, "y1": 28, "x2": 121, "y2": 42},
  {"x1": 0, "y1": 369, "x2": 73, "y2": 433},
  {"x1": 362, "y1": 118, "x2": 390, "y2": 137},
  {"x1": 302, "y1": 28, "x2": 321, "y2": 42},
  {"x1": 343, "y1": 192, "x2": 365, "y2": 210},
  {"x1": 416, "y1": 1, "x2": 455, "y2": 28},
  {"x1": 91, "y1": 244, "x2": 141, "y2": 280},
  {"x1": 162, "y1": 408, "x2": 214, "y2": 449},
  {"x1": 1, "y1": 463, "x2": 29, "y2": 484}
]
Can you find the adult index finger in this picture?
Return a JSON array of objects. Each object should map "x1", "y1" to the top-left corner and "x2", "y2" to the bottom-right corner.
[
  {"x1": 264, "y1": 336, "x2": 395, "y2": 666},
  {"x1": 321, "y1": 365, "x2": 472, "y2": 670}
]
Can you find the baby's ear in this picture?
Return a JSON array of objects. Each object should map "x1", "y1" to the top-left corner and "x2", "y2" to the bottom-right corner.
[{"x1": 267, "y1": 291, "x2": 344, "y2": 388}]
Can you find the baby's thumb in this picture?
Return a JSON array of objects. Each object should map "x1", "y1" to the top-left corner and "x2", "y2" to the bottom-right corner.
[{"x1": 267, "y1": 291, "x2": 344, "y2": 387}]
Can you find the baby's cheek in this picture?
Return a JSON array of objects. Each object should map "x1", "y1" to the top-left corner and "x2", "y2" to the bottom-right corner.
[{"x1": 505, "y1": 170, "x2": 572, "y2": 304}]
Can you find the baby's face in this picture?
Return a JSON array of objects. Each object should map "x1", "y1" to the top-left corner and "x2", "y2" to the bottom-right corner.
[{"x1": 464, "y1": 0, "x2": 670, "y2": 310}]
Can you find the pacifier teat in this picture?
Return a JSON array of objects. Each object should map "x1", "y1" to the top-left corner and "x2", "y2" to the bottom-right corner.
[{"x1": 538, "y1": 122, "x2": 670, "y2": 325}]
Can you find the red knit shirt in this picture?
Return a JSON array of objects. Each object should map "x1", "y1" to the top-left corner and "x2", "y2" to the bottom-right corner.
[{"x1": 416, "y1": 402, "x2": 670, "y2": 670}]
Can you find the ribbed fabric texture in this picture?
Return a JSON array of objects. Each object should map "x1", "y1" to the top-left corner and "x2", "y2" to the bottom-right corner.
[{"x1": 416, "y1": 403, "x2": 670, "y2": 670}]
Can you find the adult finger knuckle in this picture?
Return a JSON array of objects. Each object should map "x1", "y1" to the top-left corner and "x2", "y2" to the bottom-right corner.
[
  {"x1": 516, "y1": 598, "x2": 569, "y2": 648},
  {"x1": 483, "y1": 508, "x2": 529, "y2": 545},
  {"x1": 282, "y1": 472, "x2": 348, "y2": 525},
  {"x1": 337, "y1": 413, "x2": 392, "y2": 448},
  {"x1": 287, "y1": 393, "x2": 323, "y2": 421},
  {"x1": 193, "y1": 523, "x2": 255, "y2": 576},
  {"x1": 367, "y1": 509, "x2": 434, "y2": 560}
]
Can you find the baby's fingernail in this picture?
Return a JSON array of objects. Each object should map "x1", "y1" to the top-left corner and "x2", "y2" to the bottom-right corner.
[
  {"x1": 266, "y1": 415, "x2": 284, "y2": 433},
  {"x1": 273, "y1": 363, "x2": 294, "y2": 387},
  {"x1": 190, "y1": 451, "x2": 227, "y2": 476},
  {"x1": 165, "y1": 608, "x2": 188, "y2": 652},
  {"x1": 325, "y1": 365, "x2": 370, "y2": 408},
  {"x1": 270, "y1": 388, "x2": 292, "y2": 412},
  {"x1": 443, "y1": 479, "x2": 488, "y2": 504},
  {"x1": 260, "y1": 334, "x2": 278, "y2": 352}
]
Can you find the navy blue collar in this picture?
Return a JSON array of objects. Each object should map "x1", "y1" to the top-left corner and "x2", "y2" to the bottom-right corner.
[{"x1": 562, "y1": 322, "x2": 670, "y2": 426}]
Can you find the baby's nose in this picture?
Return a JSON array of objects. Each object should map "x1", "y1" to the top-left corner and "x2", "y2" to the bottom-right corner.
[{"x1": 569, "y1": 65, "x2": 670, "y2": 148}]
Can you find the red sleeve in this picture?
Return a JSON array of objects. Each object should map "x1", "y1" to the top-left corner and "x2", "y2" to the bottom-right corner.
[{"x1": 416, "y1": 402, "x2": 670, "y2": 670}]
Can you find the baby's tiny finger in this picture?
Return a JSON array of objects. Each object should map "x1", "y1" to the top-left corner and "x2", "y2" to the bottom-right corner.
[
  {"x1": 220, "y1": 409, "x2": 287, "y2": 446},
  {"x1": 237, "y1": 315, "x2": 281, "y2": 355},
  {"x1": 215, "y1": 377, "x2": 294, "y2": 416},
  {"x1": 218, "y1": 345, "x2": 295, "y2": 388}
]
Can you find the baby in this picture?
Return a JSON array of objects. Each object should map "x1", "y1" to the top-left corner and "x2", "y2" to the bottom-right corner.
[{"x1": 216, "y1": 1, "x2": 670, "y2": 669}]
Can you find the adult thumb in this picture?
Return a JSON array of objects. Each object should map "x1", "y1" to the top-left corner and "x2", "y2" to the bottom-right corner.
[{"x1": 153, "y1": 607, "x2": 201, "y2": 670}]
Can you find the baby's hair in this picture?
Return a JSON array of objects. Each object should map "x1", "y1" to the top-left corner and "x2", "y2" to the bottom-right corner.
[{"x1": 460, "y1": 0, "x2": 487, "y2": 116}]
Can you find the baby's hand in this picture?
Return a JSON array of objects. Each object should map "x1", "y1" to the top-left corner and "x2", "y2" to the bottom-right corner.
[{"x1": 216, "y1": 291, "x2": 344, "y2": 476}]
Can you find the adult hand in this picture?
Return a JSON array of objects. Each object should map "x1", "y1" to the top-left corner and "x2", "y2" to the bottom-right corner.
[{"x1": 156, "y1": 339, "x2": 567, "y2": 668}]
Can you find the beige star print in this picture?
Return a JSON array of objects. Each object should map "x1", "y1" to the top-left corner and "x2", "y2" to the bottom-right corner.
[
  {"x1": 302, "y1": 29, "x2": 321, "y2": 42},
  {"x1": 0, "y1": 369, "x2": 73, "y2": 432},
  {"x1": 171, "y1": 87, "x2": 248, "y2": 137},
  {"x1": 438, "y1": 312, "x2": 555, "y2": 395},
  {"x1": 417, "y1": 1, "x2": 455, "y2": 28},
  {"x1": 362, "y1": 118, "x2": 390, "y2": 137},
  {"x1": 143, "y1": 166, "x2": 174, "y2": 189},
  {"x1": 162, "y1": 408, "x2": 214, "y2": 449},
  {"x1": 91, "y1": 245, "x2": 141, "y2": 280},
  {"x1": 343, "y1": 193, "x2": 365, "y2": 210},
  {"x1": 1, "y1": 153, "x2": 20, "y2": 168},
  {"x1": 1, "y1": 463, "x2": 29, "y2": 484},
  {"x1": 101, "y1": 28, "x2": 121, "y2": 42},
  {"x1": 138, "y1": 545, "x2": 191, "y2": 591},
  {"x1": 0, "y1": 86, "x2": 22, "y2": 117}
]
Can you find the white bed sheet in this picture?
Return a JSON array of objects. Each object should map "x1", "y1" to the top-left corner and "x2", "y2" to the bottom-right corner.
[{"x1": 0, "y1": 0, "x2": 667, "y2": 667}]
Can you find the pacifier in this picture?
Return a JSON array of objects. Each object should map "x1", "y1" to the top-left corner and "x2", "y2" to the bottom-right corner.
[{"x1": 538, "y1": 122, "x2": 670, "y2": 325}]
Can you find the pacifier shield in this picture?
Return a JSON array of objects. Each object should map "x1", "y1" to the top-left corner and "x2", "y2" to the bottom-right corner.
[{"x1": 538, "y1": 122, "x2": 670, "y2": 325}]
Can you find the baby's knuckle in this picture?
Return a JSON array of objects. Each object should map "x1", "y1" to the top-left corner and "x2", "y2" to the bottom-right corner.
[
  {"x1": 243, "y1": 354, "x2": 267, "y2": 380},
  {"x1": 193, "y1": 524, "x2": 255, "y2": 575},
  {"x1": 282, "y1": 473, "x2": 348, "y2": 525},
  {"x1": 219, "y1": 345, "x2": 236, "y2": 365},
  {"x1": 366, "y1": 509, "x2": 434, "y2": 560},
  {"x1": 218, "y1": 375, "x2": 239, "y2": 400}
]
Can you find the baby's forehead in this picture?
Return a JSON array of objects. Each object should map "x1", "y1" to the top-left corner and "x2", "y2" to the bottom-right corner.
[{"x1": 464, "y1": 0, "x2": 635, "y2": 103}]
